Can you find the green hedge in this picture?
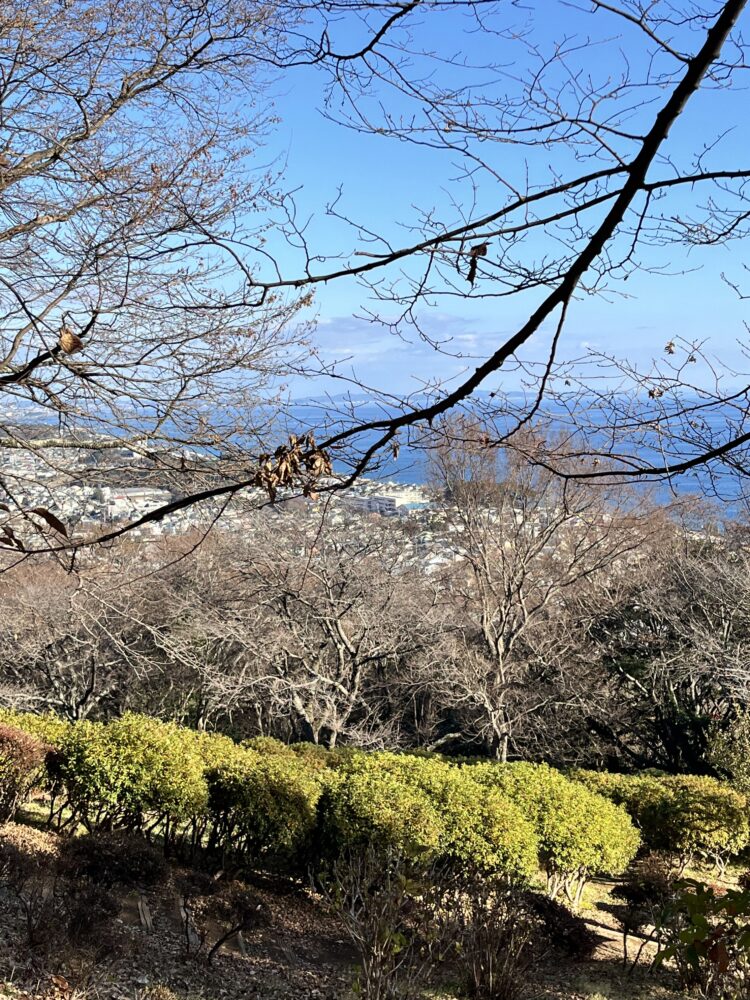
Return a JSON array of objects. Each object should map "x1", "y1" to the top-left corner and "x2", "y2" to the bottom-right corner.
[
  {"x1": 0, "y1": 708, "x2": 71, "y2": 747},
  {"x1": 206, "y1": 740, "x2": 324, "y2": 865},
  {"x1": 468, "y1": 762, "x2": 640, "y2": 903},
  {"x1": 56, "y1": 714, "x2": 208, "y2": 832},
  {"x1": 572, "y1": 770, "x2": 749, "y2": 869},
  {"x1": 0, "y1": 712, "x2": 670, "y2": 890},
  {"x1": 318, "y1": 754, "x2": 445, "y2": 862},
  {"x1": 318, "y1": 751, "x2": 538, "y2": 877},
  {"x1": 365, "y1": 753, "x2": 540, "y2": 877}
]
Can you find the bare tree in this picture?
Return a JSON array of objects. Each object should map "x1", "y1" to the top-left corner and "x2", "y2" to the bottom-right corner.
[
  {"x1": 237, "y1": 513, "x2": 438, "y2": 748},
  {"x1": 418, "y1": 422, "x2": 653, "y2": 760},
  {"x1": 0, "y1": 552, "x2": 154, "y2": 718},
  {"x1": 586, "y1": 513, "x2": 750, "y2": 771},
  {"x1": 0, "y1": 0, "x2": 328, "y2": 556}
]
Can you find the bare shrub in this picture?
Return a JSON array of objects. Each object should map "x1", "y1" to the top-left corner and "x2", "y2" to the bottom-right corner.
[
  {"x1": 0, "y1": 822, "x2": 62, "y2": 947},
  {"x1": 318, "y1": 845, "x2": 436, "y2": 1000},
  {"x1": 432, "y1": 874, "x2": 544, "y2": 1000},
  {"x1": 175, "y1": 870, "x2": 217, "y2": 957},
  {"x1": 63, "y1": 881, "x2": 121, "y2": 948},
  {"x1": 611, "y1": 853, "x2": 681, "y2": 967},
  {"x1": 204, "y1": 882, "x2": 271, "y2": 964},
  {"x1": 0, "y1": 823, "x2": 125, "y2": 953}
]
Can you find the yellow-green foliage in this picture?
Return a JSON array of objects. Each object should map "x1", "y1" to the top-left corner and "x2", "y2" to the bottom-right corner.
[
  {"x1": 290, "y1": 741, "x2": 347, "y2": 773},
  {"x1": 186, "y1": 728, "x2": 244, "y2": 771},
  {"x1": 572, "y1": 769, "x2": 749, "y2": 865},
  {"x1": 0, "y1": 708, "x2": 71, "y2": 747},
  {"x1": 206, "y1": 742, "x2": 324, "y2": 862},
  {"x1": 58, "y1": 714, "x2": 208, "y2": 828},
  {"x1": 323, "y1": 752, "x2": 539, "y2": 877},
  {"x1": 376, "y1": 753, "x2": 538, "y2": 876},
  {"x1": 468, "y1": 762, "x2": 640, "y2": 888},
  {"x1": 0, "y1": 712, "x2": 680, "y2": 886},
  {"x1": 243, "y1": 735, "x2": 295, "y2": 756},
  {"x1": 321, "y1": 752, "x2": 445, "y2": 861}
]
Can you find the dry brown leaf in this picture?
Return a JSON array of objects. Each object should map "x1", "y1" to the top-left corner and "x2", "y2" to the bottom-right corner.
[
  {"x1": 31, "y1": 506, "x2": 68, "y2": 537},
  {"x1": 58, "y1": 327, "x2": 83, "y2": 354}
]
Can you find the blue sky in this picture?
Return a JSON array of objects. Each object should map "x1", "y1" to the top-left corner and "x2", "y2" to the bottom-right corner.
[{"x1": 250, "y1": 1, "x2": 750, "y2": 398}]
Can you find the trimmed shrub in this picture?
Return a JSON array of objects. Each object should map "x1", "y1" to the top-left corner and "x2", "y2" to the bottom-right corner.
[
  {"x1": 243, "y1": 735, "x2": 297, "y2": 756},
  {"x1": 0, "y1": 724, "x2": 50, "y2": 821},
  {"x1": 469, "y1": 762, "x2": 640, "y2": 903},
  {"x1": 0, "y1": 709, "x2": 71, "y2": 748},
  {"x1": 372, "y1": 753, "x2": 539, "y2": 878},
  {"x1": 572, "y1": 770, "x2": 749, "y2": 870},
  {"x1": 56, "y1": 713, "x2": 208, "y2": 832},
  {"x1": 290, "y1": 741, "x2": 352, "y2": 773},
  {"x1": 206, "y1": 742, "x2": 324, "y2": 867},
  {"x1": 321, "y1": 753, "x2": 539, "y2": 879},
  {"x1": 319, "y1": 754, "x2": 445, "y2": 863}
]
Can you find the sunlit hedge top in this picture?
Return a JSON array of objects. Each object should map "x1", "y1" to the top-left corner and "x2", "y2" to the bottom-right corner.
[
  {"x1": 58, "y1": 714, "x2": 209, "y2": 825},
  {"x1": 333, "y1": 751, "x2": 541, "y2": 876},
  {"x1": 468, "y1": 761, "x2": 640, "y2": 881},
  {"x1": 572, "y1": 769, "x2": 749, "y2": 863}
]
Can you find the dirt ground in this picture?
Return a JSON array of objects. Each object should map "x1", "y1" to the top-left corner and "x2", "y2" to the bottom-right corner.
[{"x1": 0, "y1": 866, "x2": 689, "y2": 1000}]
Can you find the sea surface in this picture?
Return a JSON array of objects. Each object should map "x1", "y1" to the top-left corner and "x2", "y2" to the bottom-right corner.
[{"x1": 281, "y1": 394, "x2": 750, "y2": 512}]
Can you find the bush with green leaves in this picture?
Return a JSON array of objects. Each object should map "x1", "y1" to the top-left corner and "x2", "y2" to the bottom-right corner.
[
  {"x1": 0, "y1": 712, "x2": 662, "y2": 890},
  {"x1": 0, "y1": 724, "x2": 50, "y2": 822},
  {"x1": 468, "y1": 762, "x2": 640, "y2": 904},
  {"x1": 376, "y1": 753, "x2": 539, "y2": 878},
  {"x1": 317, "y1": 753, "x2": 445, "y2": 865},
  {"x1": 572, "y1": 770, "x2": 749, "y2": 871},
  {"x1": 242, "y1": 735, "x2": 297, "y2": 757},
  {"x1": 56, "y1": 713, "x2": 208, "y2": 833},
  {"x1": 321, "y1": 752, "x2": 539, "y2": 879},
  {"x1": 206, "y1": 741, "x2": 324, "y2": 867},
  {"x1": 654, "y1": 880, "x2": 750, "y2": 999},
  {"x1": 290, "y1": 741, "x2": 352, "y2": 773},
  {"x1": 0, "y1": 709, "x2": 71, "y2": 748}
]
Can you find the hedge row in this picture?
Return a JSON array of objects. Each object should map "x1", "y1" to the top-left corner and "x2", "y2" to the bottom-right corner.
[
  {"x1": 571, "y1": 769, "x2": 750, "y2": 870},
  {"x1": 468, "y1": 762, "x2": 641, "y2": 903},
  {"x1": 0, "y1": 711, "x2": 640, "y2": 896}
]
